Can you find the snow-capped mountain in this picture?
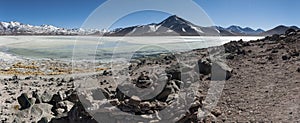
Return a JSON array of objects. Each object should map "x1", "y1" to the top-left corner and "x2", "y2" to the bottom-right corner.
[
  {"x1": 225, "y1": 25, "x2": 264, "y2": 35},
  {"x1": 0, "y1": 21, "x2": 105, "y2": 35},
  {"x1": 106, "y1": 15, "x2": 266, "y2": 36}
]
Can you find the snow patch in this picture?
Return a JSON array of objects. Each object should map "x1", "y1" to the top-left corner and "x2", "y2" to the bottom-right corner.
[{"x1": 190, "y1": 26, "x2": 203, "y2": 33}]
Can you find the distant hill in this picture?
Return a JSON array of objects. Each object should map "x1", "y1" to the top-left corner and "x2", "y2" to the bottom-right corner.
[
  {"x1": 260, "y1": 25, "x2": 300, "y2": 36},
  {"x1": 225, "y1": 25, "x2": 264, "y2": 35}
]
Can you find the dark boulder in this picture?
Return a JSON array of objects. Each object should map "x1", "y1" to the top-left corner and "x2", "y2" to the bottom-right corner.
[
  {"x1": 224, "y1": 41, "x2": 243, "y2": 53},
  {"x1": 165, "y1": 64, "x2": 181, "y2": 80},
  {"x1": 197, "y1": 58, "x2": 212, "y2": 75},
  {"x1": 269, "y1": 34, "x2": 280, "y2": 41},
  {"x1": 17, "y1": 93, "x2": 32, "y2": 110},
  {"x1": 32, "y1": 91, "x2": 41, "y2": 104},
  {"x1": 282, "y1": 54, "x2": 291, "y2": 60},
  {"x1": 290, "y1": 51, "x2": 300, "y2": 57}
]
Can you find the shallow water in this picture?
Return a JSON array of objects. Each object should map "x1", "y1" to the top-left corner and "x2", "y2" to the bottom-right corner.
[{"x1": 0, "y1": 36, "x2": 263, "y2": 62}]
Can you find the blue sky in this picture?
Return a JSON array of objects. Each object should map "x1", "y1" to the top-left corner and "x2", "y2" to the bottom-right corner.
[{"x1": 0, "y1": 0, "x2": 299, "y2": 30}]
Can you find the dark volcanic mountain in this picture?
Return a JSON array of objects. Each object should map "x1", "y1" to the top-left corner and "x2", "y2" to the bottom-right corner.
[
  {"x1": 261, "y1": 25, "x2": 300, "y2": 36},
  {"x1": 107, "y1": 15, "x2": 226, "y2": 36}
]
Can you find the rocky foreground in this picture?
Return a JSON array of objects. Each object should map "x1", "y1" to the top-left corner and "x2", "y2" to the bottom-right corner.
[{"x1": 1, "y1": 29, "x2": 300, "y2": 123}]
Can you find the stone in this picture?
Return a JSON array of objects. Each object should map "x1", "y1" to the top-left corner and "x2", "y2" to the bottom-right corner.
[
  {"x1": 67, "y1": 103, "x2": 98, "y2": 123},
  {"x1": 269, "y1": 34, "x2": 280, "y2": 41},
  {"x1": 50, "y1": 93, "x2": 63, "y2": 105},
  {"x1": 92, "y1": 88, "x2": 109, "y2": 100},
  {"x1": 37, "y1": 117, "x2": 48, "y2": 123},
  {"x1": 12, "y1": 75, "x2": 18, "y2": 81},
  {"x1": 5, "y1": 98, "x2": 14, "y2": 103},
  {"x1": 165, "y1": 64, "x2": 181, "y2": 80},
  {"x1": 297, "y1": 67, "x2": 300, "y2": 73},
  {"x1": 41, "y1": 91, "x2": 53, "y2": 103},
  {"x1": 61, "y1": 78, "x2": 67, "y2": 83},
  {"x1": 282, "y1": 54, "x2": 291, "y2": 60},
  {"x1": 63, "y1": 101, "x2": 74, "y2": 112},
  {"x1": 109, "y1": 99, "x2": 120, "y2": 106},
  {"x1": 155, "y1": 84, "x2": 174, "y2": 101},
  {"x1": 197, "y1": 58, "x2": 212, "y2": 75},
  {"x1": 211, "y1": 108, "x2": 222, "y2": 117},
  {"x1": 12, "y1": 117, "x2": 22, "y2": 123},
  {"x1": 17, "y1": 93, "x2": 32, "y2": 110},
  {"x1": 271, "y1": 49, "x2": 279, "y2": 53},
  {"x1": 139, "y1": 102, "x2": 152, "y2": 111},
  {"x1": 103, "y1": 70, "x2": 112, "y2": 76},
  {"x1": 173, "y1": 80, "x2": 183, "y2": 89},
  {"x1": 129, "y1": 96, "x2": 141, "y2": 106},
  {"x1": 24, "y1": 76, "x2": 32, "y2": 80},
  {"x1": 69, "y1": 77, "x2": 75, "y2": 82},
  {"x1": 154, "y1": 101, "x2": 167, "y2": 110},
  {"x1": 136, "y1": 73, "x2": 153, "y2": 88},
  {"x1": 164, "y1": 55, "x2": 176, "y2": 61},
  {"x1": 32, "y1": 91, "x2": 41, "y2": 104},
  {"x1": 56, "y1": 101, "x2": 67, "y2": 111},
  {"x1": 203, "y1": 113, "x2": 217, "y2": 123},
  {"x1": 211, "y1": 61, "x2": 233, "y2": 80},
  {"x1": 66, "y1": 92, "x2": 79, "y2": 103},
  {"x1": 197, "y1": 109, "x2": 207, "y2": 119},
  {"x1": 280, "y1": 35, "x2": 286, "y2": 39},
  {"x1": 56, "y1": 108, "x2": 65, "y2": 115},
  {"x1": 226, "y1": 54, "x2": 235, "y2": 60},
  {"x1": 224, "y1": 41, "x2": 243, "y2": 53},
  {"x1": 170, "y1": 80, "x2": 180, "y2": 92},
  {"x1": 49, "y1": 78, "x2": 55, "y2": 81},
  {"x1": 189, "y1": 101, "x2": 202, "y2": 113},
  {"x1": 284, "y1": 37, "x2": 296, "y2": 43},
  {"x1": 285, "y1": 28, "x2": 296, "y2": 36},
  {"x1": 290, "y1": 51, "x2": 300, "y2": 57}
]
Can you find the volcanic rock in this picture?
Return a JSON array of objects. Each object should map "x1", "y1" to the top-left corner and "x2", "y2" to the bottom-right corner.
[
  {"x1": 197, "y1": 58, "x2": 212, "y2": 75},
  {"x1": 17, "y1": 93, "x2": 32, "y2": 110}
]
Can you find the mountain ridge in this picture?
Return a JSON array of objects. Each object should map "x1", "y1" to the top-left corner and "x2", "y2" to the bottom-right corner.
[
  {"x1": 0, "y1": 21, "x2": 106, "y2": 35},
  {"x1": 106, "y1": 15, "x2": 299, "y2": 36},
  {"x1": 0, "y1": 15, "x2": 299, "y2": 36}
]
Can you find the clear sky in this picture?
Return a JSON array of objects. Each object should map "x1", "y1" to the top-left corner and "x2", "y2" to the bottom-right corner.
[{"x1": 0, "y1": 0, "x2": 299, "y2": 30}]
